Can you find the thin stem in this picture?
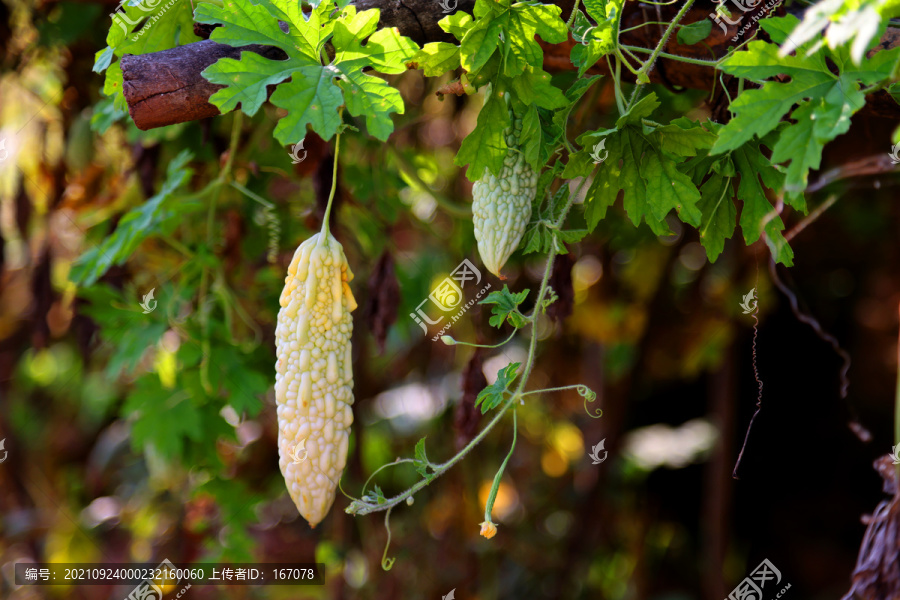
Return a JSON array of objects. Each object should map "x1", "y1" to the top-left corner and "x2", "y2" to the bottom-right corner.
[
  {"x1": 321, "y1": 130, "x2": 341, "y2": 238},
  {"x1": 446, "y1": 329, "x2": 517, "y2": 349},
  {"x1": 617, "y1": 47, "x2": 645, "y2": 74},
  {"x1": 566, "y1": 0, "x2": 581, "y2": 28},
  {"x1": 218, "y1": 111, "x2": 242, "y2": 184},
  {"x1": 621, "y1": 44, "x2": 721, "y2": 67},
  {"x1": 177, "y1": 179, "x2": 223, "y2": 203},
  {"x1": 483, "y1": 409, "x2": 517, "y2": 525},
  {"x1": 361, "y1": 459, "x2": 415, "y2": 497},
  {"x1": 231, "y1": 181, "x2": 274, "y2": 209},
  {"x1": 381, "y1": 507, "x2": 396, "y2": 570},
  {"x1": 620, "y1": 21, "x2": 678, "y2": 34},
  {"x1": 517, "y1": 250, "x2": 557, "y2": 389},
  {"x1": 520, "y1": 384, "x2": 590, "y2": 397},
  {"x1": 628, "y1": 0, "x2": 697, "y2": 110},
  {"x1": 608, "y1": 55, "x2": 626, "y2": 115}
]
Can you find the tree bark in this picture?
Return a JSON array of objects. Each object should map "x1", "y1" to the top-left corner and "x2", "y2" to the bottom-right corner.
[{"x1": 119, "y1": 0, "x2": 900, "y2": 131}]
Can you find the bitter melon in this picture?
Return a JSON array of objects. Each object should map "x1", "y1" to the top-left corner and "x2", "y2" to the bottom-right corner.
[
  {"x1": 472, "y1": 114, "x2": 537, "y2": 277},
  {"x1": 275, "y1": 231, "x2": 357, "y2": 528}
]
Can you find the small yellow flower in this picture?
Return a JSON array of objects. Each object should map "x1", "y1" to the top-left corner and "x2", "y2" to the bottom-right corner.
[{"x1": 479, "y1": 521, "x2": 498, "y2": 539}]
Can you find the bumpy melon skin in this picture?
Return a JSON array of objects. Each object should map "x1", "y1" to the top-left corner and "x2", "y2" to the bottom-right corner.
[
  {"x1": 472, "y1": 116, "x2": 537, "y2": 277},
  {"x1": 275, "y1": 232, "x2": 357, "y2": 528}
]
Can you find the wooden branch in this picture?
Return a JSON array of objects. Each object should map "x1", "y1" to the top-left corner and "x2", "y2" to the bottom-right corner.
[
  {"x1": 119, "y1": 0, "x2": 900, "y2": 131},
  {"x1": 122, "y1": 41, "x2": 286, "y2": 130}
]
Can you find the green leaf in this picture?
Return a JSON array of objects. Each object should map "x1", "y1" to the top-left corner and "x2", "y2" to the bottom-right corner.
[
  {"x1": 656, "y1": 117, "x2": 717, "y2": 156},
  {"x1": 732, "y1": 140, "x2": 793, "y2": 265},
  {"x1": 202, "y1": 51, "x2": 298, "y2": 117},
  {"x1": 520, "y1": 104, "x2": 542, "y2": 168},
  {"x1": 413, "y1": 42, "x2": 461, "y2": 77},
  {"x1": 696, "y1": 172, "x2": 736, "y2": 262},
  {"x1": 439, "y1": 11, "x2": 474, "y2": 40},
  {"x1": 93, "y1": 46, "x2": 114, "y2": 73},
  {"x1": 124, "y1": 377, "x2": 203, "y2": 461},
  {"x1": 197, "y1": 1, "x2": 419, "y2": 141},
  {"x1": 460, "y1": 14, "x2": 503, "y2": 72},
  {"x1": 337, "y1": 70, "x2": 406, "y2": 142},
  {"x1": 558, "y1": 229, "x2": 589, "y2": 244},
  {"x1": 616, "y1": 93, "x2": 660, "y2": 126},
  {"x1": 678, "y1": 122, "x2": 794, "y2": 265},
  {"x1": 481, "y1": 285, "x2": 529, "y2": 328},
  {"x1": 413, "y1": 437, "x2": 436, "y2": 482},
  {"x1": 90, "y1": 95, "x2": 127, "y2": 134},
  {"x1": 677, "y1": 19, "x2": 712, "y2": 45},
  {"x1": 580, "y1": 96, "x2": 702, "y2": 233},
  {"x1": 570, "y1": 0, "x2": 623, "y2": 76},
  {"x1": 208, "y1": 346, "x2": 267, "y2": 417},
  {"x1": 476, "y1": 363, "x2": 520, "y2": 413},
  {"x1": 363, "y1": 485, "x2": 387, "y2": 504},
  {"x1": 767, "y1": 100, "x2": 831, "y2": 193},
  {"x1": 77, "y1": 284, "x2": 171, "y2": 377},
  {"x1": 712, "y1": 16, "x2": 900, "y2": 192},
  {"x1": 70, "y1": 150, "x2": 198, "y2": 286},
  {"x1": 504, "y1": 3, "x2": 567, "y2": 75},
  {"x1": 889, "y1": 82, "x2": 900, "y2": 105},
  {"x1": 509, "y1": 67, "x2": 568, "y2": 110},
  {"x1": 455, "y1": 91, "x2": 510, "y2": 180},
  {"x1": 103, "y1": 62, "x2": 126, "y2": 112},
  {"x1": 197, "y1": 0, "x2": 324, "y2": 62},
  {"x1": 553, "y1": 74, "x2": 603, "y2": 135},
  {"x1": 271, "y1": 65, "x2": 345, "y2": 143}
]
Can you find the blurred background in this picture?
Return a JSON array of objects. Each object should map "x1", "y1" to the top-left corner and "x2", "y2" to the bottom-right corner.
[{"x1": 2, "y1": 1, "x2": 900, "y2": 599}]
